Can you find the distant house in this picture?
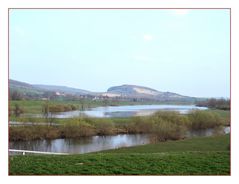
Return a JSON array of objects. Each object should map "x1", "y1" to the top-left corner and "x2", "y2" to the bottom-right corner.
[
  {"x1": 55, "y1": 91, "x2": 66, "y2": 96},
  {"x1": 92, "y1": 96, "x2": 100, "y2": 101},
  {"x1": 55, "y1": 92, "x2": 61, "y2": 96}
]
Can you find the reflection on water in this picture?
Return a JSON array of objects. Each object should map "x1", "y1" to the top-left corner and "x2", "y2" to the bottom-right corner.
[
  {"x1": 49, "y1": 105, "x2": 208, "y2": 118},
  {"x1": 10, "y1": 134, "x2": 151, "y2": 154},
  {"x1": 10, "y1": 126, "x2": 230, "y2": 154},
  {"x1": 185, "y1": 126, "x2": 230, "y2": 138}
]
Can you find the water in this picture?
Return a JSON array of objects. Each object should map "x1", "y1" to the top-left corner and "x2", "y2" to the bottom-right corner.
[
  {"x1": 10, "y1": 126, "x2": 229, "y2": 154},
  {"x1": 186, "y1": 126, "x2": 230, "y2": 138},
  {"x1": 10, "y1": 134, "x2": 151, "y2": 154},
  {"x1": 49, "y1": 105, "x2": 208, "y2": 118}
]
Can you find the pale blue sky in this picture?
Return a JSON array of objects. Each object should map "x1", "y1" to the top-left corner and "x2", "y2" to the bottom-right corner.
[{"x1": 9, "y1": 9, "x2": 230, "y2": 98}]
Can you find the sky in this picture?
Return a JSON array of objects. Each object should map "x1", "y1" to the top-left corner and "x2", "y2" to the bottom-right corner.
[{"x1": 9, "y1": 9, "x2": 230, "y2": 98}]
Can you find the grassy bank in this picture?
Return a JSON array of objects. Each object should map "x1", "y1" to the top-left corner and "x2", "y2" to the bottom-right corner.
[{"x1": 9, "y1": 135, "x2": 230, "y2": 175}]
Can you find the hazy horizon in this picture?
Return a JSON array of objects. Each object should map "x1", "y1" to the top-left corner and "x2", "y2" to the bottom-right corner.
[
  {"x1": 9, "y1": 77, "x2": 230, "y2": 99},
  {"x1": 9, "y1": 9, "x2": 230, "y2": 98}
]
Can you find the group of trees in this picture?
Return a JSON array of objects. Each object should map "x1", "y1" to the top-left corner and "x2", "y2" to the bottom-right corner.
[
  {"x1": 10, "y1": 91, "x2": 23, "y2": 100},
  {"x1": 41, "y1": 101, "x2": 78, "y2": 125},
  {"x1": 9, "y1": 104, "x2": 24, "y2": 117},
  {"x1": 10, "y1": 90, "x2": 42, "y2": 100},
  {"x1": 196, "y1": 98, "x2": 230, "y2": 110}
]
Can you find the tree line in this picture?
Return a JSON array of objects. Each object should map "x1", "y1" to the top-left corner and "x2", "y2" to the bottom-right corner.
[{"x1": 196, "y1": 98, "x2": 230, "y2": 110}]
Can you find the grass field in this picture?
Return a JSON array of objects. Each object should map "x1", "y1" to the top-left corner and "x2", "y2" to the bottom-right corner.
[{"x1": 9, "y1": 134, "x2": 230, "y2": 175}]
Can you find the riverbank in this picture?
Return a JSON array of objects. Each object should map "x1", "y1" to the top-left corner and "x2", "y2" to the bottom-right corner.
[{"x1": 9, "y1": 134, "x2": 230, "y2": 175}]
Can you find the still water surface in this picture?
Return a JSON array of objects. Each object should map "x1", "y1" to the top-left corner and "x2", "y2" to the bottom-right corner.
[
  {"x1": 10, "y1": 127, "x2": 229, "y2": 154},
  {"x1": 50, "y1": 105, "x2": 208, "y2": 118},
  {"x1": 10, "y1": 134, "x2": 151, "y2": 154}
]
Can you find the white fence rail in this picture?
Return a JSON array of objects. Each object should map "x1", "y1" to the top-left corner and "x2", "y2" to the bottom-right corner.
[
  {"x1": 9, "y1": 149, "x2": 69, "y2": 155},
  {"x1": 9, "y1": 121, "x2": 59, "y2": 126}
]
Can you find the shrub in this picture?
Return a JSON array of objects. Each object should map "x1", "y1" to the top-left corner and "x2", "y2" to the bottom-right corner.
[
  {"x1": 151, "y1": 119, "x2": 186, "y2": 141},
  {"x1": 10, "y1": 126, "x2": 32, "y2": 141},
  {"x1": 129, "y1": 116, "x2": 154, "y2": 133},
  {"x1": 61, "y1": 119, "x2": 95, "y2": 138},
  {"x1": 148, "y1": 111, "x2": 189, "y2": 141},
  {"x1": 9, "y1": 126, "x2": 60, "y2": 141},
  {"x1": 49, "y1": 105, "x2": 64, "y2": 112},
  {"x1": 152, "y1": 111, "x2": 190, "y2": 126},
  {"x1": 188, "y1": 110, "x2": 223, "y2": 130},
  {"x1": 13, "y1": 104, "x2": 24, "y2": 117},
  {"x1": 43, "y1": 127, "x2": 60, "y2": 139},
  {"x1": 70, "y1": 105, "x2": 78, "y2": 110},
  {"x1": 93, "y1": 119, "x2": 115, "y2": 135},
  {"x1": 48, "y1": 104, "x2": 79, "y2": 113},
  {"x1": 115, "y1": 112, "x2": 189, "y2": 139},
  {"x1": 114, "y1": 116, "x2": 154, "y2": 134}
]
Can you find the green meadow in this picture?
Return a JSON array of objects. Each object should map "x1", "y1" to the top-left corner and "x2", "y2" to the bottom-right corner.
[{"x1": 9, "y1": 134, "x2": 230, "y2": 175}]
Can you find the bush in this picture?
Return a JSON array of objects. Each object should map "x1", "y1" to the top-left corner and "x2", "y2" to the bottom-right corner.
[
  {"x1": 43, "y1": 127, "x2": 60, "y2": 139},
  {"x1": 188, "y1": 110, "x2": 223, "y2": 130},
  {"x1": 149, "y1": 111, "x2": 188, "y2": 141},
  {"x1": 130, "y1": 116, "x2": 154, "y2": 133},
  {"x1": 10, "y1": 126, "x2": 33, "y2": 141},
  {"x1": 61, "y1": 119, "x2": 95, "y2": 138},
  {"x1": 49, "y1": 105, "x2": 64, "y2": 112},
  {"x1": 44, "y1": 104, "x2": 79, "y2": 113},
  {"x1": 93, "y1": 119, "x2": 115, "y2": 135},
  {"x1": 12, "y1": 104, "x2": 24, "y2": 117},
  {"x1": 151, "y1": 119, "x2": 186, "y2": 141},
  {"x1": 70, "y1": 105, "x2": 78, "y2": 110},
  {"x1": 115, "y1": 112, "x2": 189, "y2": 140},
  {"x1": 9, "y1": 126, "x2": 60, "y2": 141},
  {"x1": 151, "y1": 111, "x2": 190, "y2": 126}
]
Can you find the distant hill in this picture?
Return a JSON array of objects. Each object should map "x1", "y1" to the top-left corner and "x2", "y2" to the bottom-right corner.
[
  {"x1": 106, "y1": 84, "x2": 195, "y2": 102},
  {"x1": 9, "y1": 79, "x2": 197, "y2": 102},
  {"x1": 10, "y1": 79, "x2": 94, "y2": 99},
  {"x1": 33, "y1": 84, "x2": 94, "y2": 96},
  {"x1": 108, "y1": 85, "x2": 162, "y2": 96},
  {"x1": 10, "y1": 79, "x2": 45, "y2": 96}
]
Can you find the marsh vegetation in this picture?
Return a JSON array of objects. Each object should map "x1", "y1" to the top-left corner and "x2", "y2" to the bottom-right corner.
[{"x1": 10, "y1": 109, "x2": 229, "y2": 142}]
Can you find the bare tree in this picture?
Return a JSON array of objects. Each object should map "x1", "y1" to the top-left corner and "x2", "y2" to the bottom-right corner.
[
  {"x1": 13, "y1": 104, "x2": 24, "y2": 117},
  {"x1": 10, "y1": 91, "x2": 23, "y2": 100},
  {"x1": 42, "y1": 100, "x2": 55, "y2": 126}
]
